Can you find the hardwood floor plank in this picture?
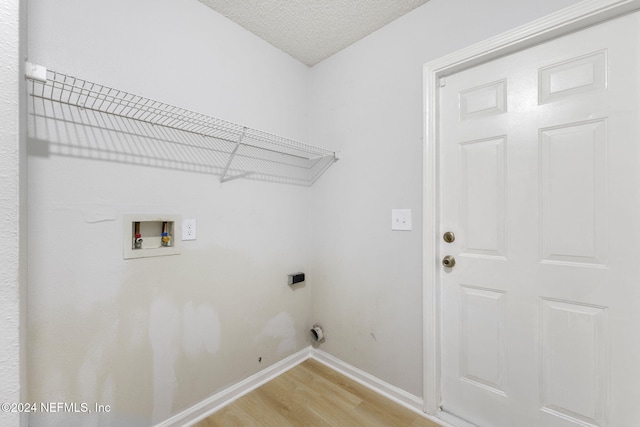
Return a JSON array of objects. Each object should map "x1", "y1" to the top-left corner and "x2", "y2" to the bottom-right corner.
[
  {"x1": 293, "y1": 364, "x2": 362, "y2": 408},
  {"x1": 193, "y1": 359, "x2": 442, "y2": 427}
]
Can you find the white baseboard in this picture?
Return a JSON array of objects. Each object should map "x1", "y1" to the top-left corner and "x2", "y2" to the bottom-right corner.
[
  {"x1": 156, "y1": 347, "x2": 454, "y2": 427},
  {"x1": 309, "y1": 349, "x2": 454, "y2": 427},
  {"x1": 309, "y1": 349, "x2": 425, "y2": 413},
  {"x1": 155, "y1": 347, "x2": 312, "y2": 427}
]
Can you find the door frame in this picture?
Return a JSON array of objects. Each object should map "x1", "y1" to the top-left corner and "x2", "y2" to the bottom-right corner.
[{"x1": 422, "y1": 0, "x2": 640, "y2": 417}]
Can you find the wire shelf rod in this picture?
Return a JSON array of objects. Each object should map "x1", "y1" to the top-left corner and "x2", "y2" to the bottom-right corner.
[
  {"x1": 26, "y1": 64, "x2": 338, "y2": 185},
  {"x1": 40, "y1": 75, "x2": 328, "y2": 156},
  {"x1": 29, "y1": 92, "x2": 243, "y2": 148}
]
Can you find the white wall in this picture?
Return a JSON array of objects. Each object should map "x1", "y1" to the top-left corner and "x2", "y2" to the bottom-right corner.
[
  {"x1": 27, "y1": 0, "x2": 312, "y2": 425},
  {"x1": 1, "y1": 0, "x2": 27, "y2": 424},
  {"x1": 24, "y1": 0, "x2": 589, "y2": 424},
  {"x1": 308, "y1": 0, "x2": 581, "y2": 398}
]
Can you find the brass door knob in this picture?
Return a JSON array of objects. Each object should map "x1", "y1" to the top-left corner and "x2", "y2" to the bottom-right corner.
[{"x1": 442, "y1": 255, "x2": 456, "y2": 268}]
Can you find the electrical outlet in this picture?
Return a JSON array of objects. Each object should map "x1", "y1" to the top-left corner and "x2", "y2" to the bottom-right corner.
[{"x1": 182, "y1": 218, "x2": 197, "y2": 241}]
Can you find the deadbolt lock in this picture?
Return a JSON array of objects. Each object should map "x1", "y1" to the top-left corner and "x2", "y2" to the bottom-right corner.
[
  {"x1": 442, "y1": 255, "x2": 456, "y2": 268},
  {"x1": 443, "y1": 231, "x2": 455, "y2": 243}
]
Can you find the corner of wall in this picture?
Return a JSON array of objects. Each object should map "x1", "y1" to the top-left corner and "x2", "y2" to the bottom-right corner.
[
  {"x1": 0, "y1": 0, "x2": 27, "y2": 425},
  {"x1": 19, "y1": 0, "x2": 29, "y2": 418}
]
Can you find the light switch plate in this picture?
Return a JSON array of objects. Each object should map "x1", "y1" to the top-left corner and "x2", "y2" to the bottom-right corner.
[{"x1": 391, "y1": 209, "x2": 412, "y2": 231}]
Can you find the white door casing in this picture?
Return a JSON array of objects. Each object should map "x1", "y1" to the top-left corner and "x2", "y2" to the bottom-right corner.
[{"x1": 423, "y1": 0, "x2": 640, "y2": 425}]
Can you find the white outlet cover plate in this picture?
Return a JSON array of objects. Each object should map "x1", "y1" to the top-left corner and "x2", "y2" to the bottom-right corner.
[
  {"x1": 391, "y1": 209, "x2": 412, "y2": 231},
  {"x1": 182, "y1": 218, "x2": 197, "y2": 240}
]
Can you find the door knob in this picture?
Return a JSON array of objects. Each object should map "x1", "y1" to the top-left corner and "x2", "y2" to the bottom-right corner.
[
  {"x1": 442, "y1": 255, "x2": 456, "y2": 268},
  {"x1": 443, "y1": 231, "x2": 455, "y2": 243}
]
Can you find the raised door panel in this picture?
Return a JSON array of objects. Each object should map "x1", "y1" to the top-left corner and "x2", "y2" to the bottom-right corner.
[
  {"x1": 459, "y1": 137, "x2": 507, "y2": 258},
  {"x1": 540, "y1": 299, "x2": 608, "y2": 426},
  {"x1": 460, "y1": 285, "x2": 508, "y2": 395},
  {"x1": 539, "y1": 120, "x2": 607, "y2": 266}
]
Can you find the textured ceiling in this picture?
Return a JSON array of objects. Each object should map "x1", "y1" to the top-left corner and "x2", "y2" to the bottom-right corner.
[{"x1": 198, "y1": 0, "x2": 428, "y2": 66}]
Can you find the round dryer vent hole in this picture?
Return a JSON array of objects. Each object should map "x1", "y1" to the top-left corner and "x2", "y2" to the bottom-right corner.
[{"x1": 310, "y1": 325, "x2": 325, "y2": 343}]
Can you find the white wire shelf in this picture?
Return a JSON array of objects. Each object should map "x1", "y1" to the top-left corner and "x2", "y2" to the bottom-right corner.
[{"x1": 25, "y1": 64, "x2": 337, "y2": 186}]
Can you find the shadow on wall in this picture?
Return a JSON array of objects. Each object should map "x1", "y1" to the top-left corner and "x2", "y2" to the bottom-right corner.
[{"x1": 26, "y1": 70, "x2": 336, "y2": 186}]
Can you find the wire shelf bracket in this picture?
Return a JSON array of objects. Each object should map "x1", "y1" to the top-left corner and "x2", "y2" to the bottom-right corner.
[
  {"x1": 25, "y1": 62, "x2": 338, "y2": 186},
  {"x1": 220, "y1": 127, "x2": 247, "y2": 183}
]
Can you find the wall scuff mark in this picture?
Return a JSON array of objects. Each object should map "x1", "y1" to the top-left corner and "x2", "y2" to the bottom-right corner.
[
  {"x1": 254, "y1": 312, "x2": 296, "y2": 355},
  {"x1": 149, "y1": 293, "x2": 180, "y2": 423},
  {"x1": 182, "y1": 301, "x2": 221, "y2": 358}
]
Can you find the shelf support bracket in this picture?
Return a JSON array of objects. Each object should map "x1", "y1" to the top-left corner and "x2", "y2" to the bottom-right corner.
[
  {"x1": 25, "y1": 62, "x2": 47, "y2": 82},
  {"x1": 220, "y1": 127, "x2": 247, "y2": 183}
]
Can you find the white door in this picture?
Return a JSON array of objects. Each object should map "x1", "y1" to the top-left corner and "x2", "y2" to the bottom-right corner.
[{"x1": 439, "y1": 11, "x2": 640, "y2": 427}]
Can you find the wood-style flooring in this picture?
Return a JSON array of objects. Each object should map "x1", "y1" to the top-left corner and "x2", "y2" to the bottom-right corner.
[{"x1": 193, "y1": 358, "x2": 442, "y2": 427}]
